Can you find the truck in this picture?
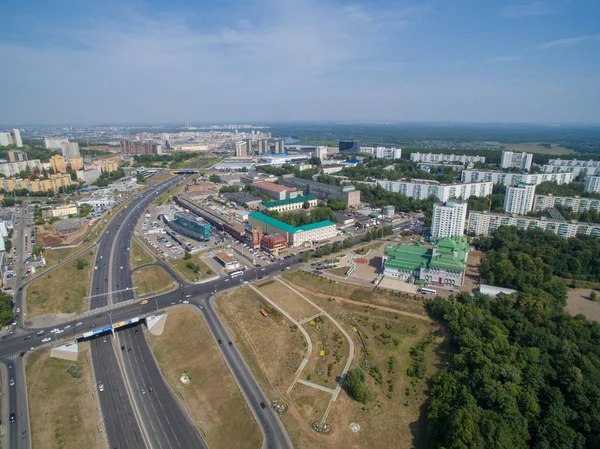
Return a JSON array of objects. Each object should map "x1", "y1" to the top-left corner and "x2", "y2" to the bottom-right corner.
[{"x1": 260, "y1": 309, "x2": 268, "y2": 317}]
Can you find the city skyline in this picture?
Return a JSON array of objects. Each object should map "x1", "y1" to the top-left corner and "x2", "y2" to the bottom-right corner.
[{"x1": 1, "y1": 0, "x2": 599, "y2": 125}]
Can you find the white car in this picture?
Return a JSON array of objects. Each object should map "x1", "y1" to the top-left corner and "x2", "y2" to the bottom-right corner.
[
  {"x1": 98, "y1": 383, "x2": 104, "y2": 392},
  {"x1": 50, "y1": 328, "x2": 59, "y2": 333},
  {"x1": 64, "y1": 325, "x2": 71, "y2": 329},
  {"x1": 41, "y1": 337, "x2": 51, "y2": 343},
  {"x1": 56, "y1": 330, "x2": 64, "y2": 334},
  {"x1": 182, "y1": 300, "x2": 189, "y2": 304}
]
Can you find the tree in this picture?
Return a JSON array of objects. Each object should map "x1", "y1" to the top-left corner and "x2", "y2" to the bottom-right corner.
[
  {"x1": 0, "y1": 293, "x2": 15, "y2": 326},
  {"x1": 183, "y1": 251, "x2": 192, "y2": 260},
  {"x1": 302, "y1": 200, "x2": 310, "y2": 210},
  {"x1": 75, "y1": 259, "x2": 88, "y2": 270},
  {"x1": 344, "y1": 368, "x2": 370, "y2": 403},
  {"x1": 591, "y1": 291, "x2": 598, "y2": 302},
  {"x1": 302, "y1": 252, "x2": 310, "y2": 262},
  {"x1": 209, "y1": 174, "x2": 221, "y2": 183}
]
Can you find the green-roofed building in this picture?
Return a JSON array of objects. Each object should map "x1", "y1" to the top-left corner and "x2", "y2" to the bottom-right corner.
[
  {"x1": 261, "y1": 195, "x2": 318, "y2": 212},
  {"x1": 381, "y1": 236, "x2": 469, "y2": 287},
  {"x1": 248, "y1": 211, "x2": 337, "y2": 248}
]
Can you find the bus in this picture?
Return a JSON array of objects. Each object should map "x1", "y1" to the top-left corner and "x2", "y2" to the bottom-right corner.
[
  {"x1": 419, "y1": 287, "x2": 437, "y2": 295},
  {"x1": 229, "y1": 270, "x2": 244, "y2": 278}
]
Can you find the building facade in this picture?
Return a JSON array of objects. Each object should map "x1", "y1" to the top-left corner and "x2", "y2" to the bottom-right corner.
[
  {"x1": 7, "y1": 150, "x2": 27, "y2": 162},
  {"x1": 431, "y1": 201, "x2": 467, "y2": 238},
  {"x1": 467, "y1": 211, "x2": 600, "y2": 238},
  {"x1": 315, "y1": 146, "x2": 328, "y2": 160},
  {"x1": 382, "y1": 237, "x2": 469, "y2": 287},
  {"x1": 503, "y1": 184, "x2": 536, "y2": 215},
  {"x1": 584, "y1": 176, "x2": 600, "y2": 194},
  {"x1": 376, "y1": 179, "x2": 493, "y2": 202},
  {"x1": 120, "y1": 140, "x2": 159, "y2": 155},
  {"x1": 261, "y1": 195, "x2": 317, "y2": 212},
  {"x1": 547, "y1": 158, "x2": 600, "y2": 168},
  {"x1": 500, "y1": 151, "x2": 533, "y2": 171},
  {"x1": 0, "y1": 173, "x2": 71, "y2": 193},
  {"x1": 410, "y1": 152, "x2": 486, "y2": 164},
  {"x1": 534, "y1": 194, "x2": 600, "y2": 213},
  {"x1": 360, "y1": 146, "x2": 402, "y2": 159},
  {"x1": 541, "y1": 164, "x2": 600, "y2": 177},
  {"x1": 69, "y1": 157, "x2": 84, "y2": 171},
  {"x1": 251, "y1": 181, "x2": 300, "y2": 200},
  {"x1": 279, "y1": 175, "x2": 361, "y2": 206},
  {"x1": 215, "y1": 252, "x2": 240, "y2": 270},
  {"x1": 274, "y1": 138, "x2": 285, "y2": 154},
  {"x1": 51, "y1": 204, "x2": 78, "y2": 217},
  {"x1": 101, "y1": 161, "x2": 119, "y2": 173},
  {"x1": 260, "y1": 233, "x2": 288, "y2": 252},
  {"x1": 248, "y1": 211, "x2": 337, "y2": 247},
  {"x1": 166, "y1": 211, "x2": 211, "y2": 241},
  {"x1": 0, "y1": 129, "x2": 23, "y2": 148},
  {"x1": 0, "y1": 159, "x2": 42, "y2": 177},
  {"x1": 60, "y1": 141, "x2": 80, "y2": 162},
  {"x1": 339, "y1": 140, "x2": 359, "y2": 153},
  {"x1": 43, "y1": 137, "x2": 69, "y2": 149},
  {"x1": 461, "y1": 170, "x2": 573, "y2": 186},
  {"x1": 258, "y1": 139, "x2": 270, "y2": 155},
  {"x1": 50, "y1": 155, "x2": 67, "y2": 173}
]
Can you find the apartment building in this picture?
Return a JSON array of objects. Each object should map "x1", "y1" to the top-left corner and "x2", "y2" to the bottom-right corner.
[
  {"x1": 51, "y1": 204, "x2": 78, "y2": 217},
  {"x1": 359, "y1": 146, "x2": 402, "y2": 160},
  {"x1": 541, "y1": 164, "x2": 600, "y2": 177},
  {"x1": 548, "y1": 158, "x2": 600, "y2": 168},
  {"x1": 584, "y1": 176, "x2": 600, "y2": 194},
  {"x1": 410, "y1": 152, "x2": 486, "y2": 165},
  {"x1": 0, "y1": 159, "x2": 42, "y2": 177},
  {"x1": 0, "y1": 173, "x2": 72, "y2": 193},
  {"x1": 49, "y1": 155, "x2": 67, "y2": 173},
  {"x1": 278, "y1": 175, "x2": 361, "y2": 206},
  {"x1": 248, "y1": 211, "x2": 337, "y2": 248},
  {"x1": 534, "y1": 194, "x2": 600, "y2": 213},
  {"x1": 101, "y1": 161, "x2": 119, "y2": 173},
  {"x1": 261, "y1": 195, "x2": 317, "y2": 212},
  {"x1": 0, "y1": 129, "x2": 23, "y2": 148},
  {"x1": 461, "y1": 170, "x2": 573, "y2": 186},
  {"x1": 43, "y1": 137, "x2": 68, "y2": 149},
  {"x1": 467, "y1": 211, "x2": 600, "y2": 238},
  {"x1": 315, "y1": 146, "x2": 328, "y2": 160},
  {"x1": 8, "y1": 150, "x2": 27, "y2": 162},
  {"x1": 503, "y1": 184, "x2": 536, "y2": 215},
  {"x1": 500, "y1": 151, "x2": 533, "y2": 171},
  {"x1": 431, "y1": 201, "x2": 467, "y2": 238},
  {"x1": 69, "y1": 157, "x2": 84, "y2": 171},
  {"x1": 120, "y1": 140, "x2": 160, "y2": 155},
  {"x1": 376, "y1": 179, "x2": 493, "y2": 202}
]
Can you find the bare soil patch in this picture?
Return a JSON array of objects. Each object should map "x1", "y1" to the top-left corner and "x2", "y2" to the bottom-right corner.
[{"x1": 566, "y1": 288, "x2": 600, "y2": 322}]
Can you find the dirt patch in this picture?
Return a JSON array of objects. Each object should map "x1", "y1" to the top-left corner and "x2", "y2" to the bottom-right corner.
[
  {"x1": 216, "y1": 287, "x2": 307, "y2": 396},
  {"x1": 257, "y1": 281, "x2": 321, "y2": 321},
  {"x1": 27, "y1": 249, "x2": 96, "y2": 317},
  {"x1": 130, "y1": 239, "x2": 153, "y2": 267},
  {"x1": 132, "y1": 265, "x2": 174, "y2": 296},
  {"x1": 566, "y1": 288, "x2": 600, "y2": 322},
  {"x1": 26, "y1": 343, "x2": 103, "y2": 449},
  {"x1": 146, "y1": 306, "x2": 262, "y2": 449}
]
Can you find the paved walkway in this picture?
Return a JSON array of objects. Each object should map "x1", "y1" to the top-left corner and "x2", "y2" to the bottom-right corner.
[
  {"x1": 274, "y1": 277, "x2": 355, "y2": 424},
  {"x1": 296, "y1": 379, "x2": 336, "y2": 394}
]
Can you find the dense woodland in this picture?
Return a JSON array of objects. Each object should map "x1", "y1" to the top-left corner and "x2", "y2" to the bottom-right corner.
[
  {"x1": 477, "y1": 227, "x2": 600, "y2": 292},
  {"x1": 426, "y1": 291, "x2": 600, "y2": 449}
]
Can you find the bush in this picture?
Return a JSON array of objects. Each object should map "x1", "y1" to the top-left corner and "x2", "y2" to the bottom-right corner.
[
  {"x1": 66, "y1": 364, "x2": 81, "y2": 378},
  {"x1": 75, "y1": 259, "x2": 89, "y2": 270},
  {"x1": 344, "y1": 368, "x2": 370, "y2": 403}
]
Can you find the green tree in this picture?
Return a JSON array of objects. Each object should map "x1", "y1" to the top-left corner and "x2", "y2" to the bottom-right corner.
[
  {"x1": 183, "y1": 251, "x2": 192, "y2": 260},
  {"x1": 344, "y1": 368, "x2": 370, "y2": 403},
  {"x1": 591, "y1": 291, "x2": 598, "y2": 302},
  {"x1": 75, "y1": 259, "x2": 88, "y2": 270},
  {"x1": 302, "y1": 200, "x2": 310, "y2": 210},
  {"x1": 209, "y1": 174, "x2": 221, "y2": 183}
]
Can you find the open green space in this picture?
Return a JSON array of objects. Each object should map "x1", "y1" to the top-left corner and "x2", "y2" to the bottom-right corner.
[
  {"x1": 132, "y1": 265, "x2": 174, "y2": 296},
  {"x1": 168, "y1": 256, "x2": 214, "y2": 282},
  {"x1": 130, "y1": 239, "x2": 153, "y2": 267}
]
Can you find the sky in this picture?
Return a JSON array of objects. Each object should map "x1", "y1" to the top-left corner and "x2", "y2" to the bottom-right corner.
[{"x1": 1, "y1": 0, "x2": 599, "y2": 125}]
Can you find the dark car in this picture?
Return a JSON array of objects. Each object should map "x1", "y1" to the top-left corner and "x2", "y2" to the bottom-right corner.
[
  {"x1": 121, "y1": 345, "x2": 125, "y2": 351},
  {"x1": 228, "y1": 341, "x2": 233, "y2": 346},
  {"x1": 9, "y1": 413, "x2": 15, "y2": 422},
  {"x1": 218, "y1": 339, "x2": 223, "y2": 345},
  {"x1": 260, "y1": 402, "x2": 267, "y2": 409}
]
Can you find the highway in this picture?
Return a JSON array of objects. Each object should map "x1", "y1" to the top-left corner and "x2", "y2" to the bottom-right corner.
[{"x1": 2, "y1": 176, "x2": 296, "y2": 449}]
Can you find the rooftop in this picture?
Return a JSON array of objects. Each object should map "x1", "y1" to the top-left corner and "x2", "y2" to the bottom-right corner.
[
  {"x1": 249, "y1": 211, "x2": 335, "y2": 234},
  {"x1": 262, "y1": 195, "x2": 316, "y2": 208},
  {"x1": 252, "y1": 181, "x2": 297, "y2": 192},
  {"x1": 383, "y1": 236, "x2": 468, "y2": 273}
]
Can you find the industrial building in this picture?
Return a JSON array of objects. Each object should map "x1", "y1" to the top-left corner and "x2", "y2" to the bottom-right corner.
[
  {"x1": 248, "y1": 211, "x2": 337, "y2": 248},
  {"x1": 461, "y1": 170, "x2": 573, "y2": 186},
  {"x1": 467, "y1": 211, "x2": 600, "y2": 238},
  {"x1": 51, "y1": 204, "x2": 78, "y2": 217},
  {"x1": 49, "y1": 155, "x2": 67, "y2": 173},
  {"x1": 431, "y1": 201, "x2": 467, "y2": 238},
  {"x1": 503, "y1": 184, "x2": 536, "y2": 215},
  {"x1": 500, "y1": 151, "x2": 533, "y2": 171},
  {"x1": 221, "y1": 192, "x2": 262, "y2": 209},
  {"x1": 261, "y1": 195, "x2": 317, "y2": 212},
  {"x1": 381, "y1": 237, "x2": 469, "y2": 288},
  {"x1": 165, "y1": 211, "x2": 212, "y2": 241},
  {"x1": 279, "y1": 175, "x2": 361, "y2": 207},
  {"x1": 173, "y1": 196, "x2": 246, "y2": 241},
  {"x1": 376, "y1": 179, "x2": 493, "y2": 202},
  {"x1": 410, "y1": 152, "x2": 486, "y2": 165},
  {"x1": 251, "y1": 181, "x2": 300, "y2": 200},
  {"x1": 533, "y1": 194, "x2": 600, "y2": 213}
]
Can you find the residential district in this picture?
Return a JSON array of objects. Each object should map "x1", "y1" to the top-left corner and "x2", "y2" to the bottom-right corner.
[{"x1": 0, "y1": 127, "x2": 599, "y2": 449}]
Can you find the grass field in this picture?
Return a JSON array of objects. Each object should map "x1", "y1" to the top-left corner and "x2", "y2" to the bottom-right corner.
[
  {"x1": 132, "y1": 266, "x2": 174, "y2": 296},
  {"x1": 257, "y1": 280, "x2": 320, "y2": 321},
  {"x1": 26, "y1": 343, "x2": 103, "y2": 449},
  {"x1": 147, "y1": 306, "x2": 262, "y2": 449},
  {"x1": 168, "y1": 256, "x2": 214, "y2": 282},
  {"x1": 484, "y1": 141, "x2": 574, "y2": 155},
  {"x1": 216, "y1": 287, "x2": 307, "y2": 396},
  {"x1": 27, "y1": 249, "x2": 96, "y2": 317},
  {"x1": 130, "y1": 239, "x2": 153, "y2": 267},
  {"x1": 327, "y1": 266, "x2": 350, "y2": 277}
]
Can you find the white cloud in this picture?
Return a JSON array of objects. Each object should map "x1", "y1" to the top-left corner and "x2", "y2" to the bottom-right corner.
[
  {"x1": 535, "y1": 34, "x2": 600, "y2": 49},
  {"x1": 487, "y1": 55, "x2": 522, "y2": 63},
  {"x1": 500, "y1": 2, "x2": 552, "y2": 19}
]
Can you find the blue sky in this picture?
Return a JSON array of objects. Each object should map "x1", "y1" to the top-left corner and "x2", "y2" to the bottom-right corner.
[{"x1": 1, "y1": 0, "x2": 599, "y2": 125}]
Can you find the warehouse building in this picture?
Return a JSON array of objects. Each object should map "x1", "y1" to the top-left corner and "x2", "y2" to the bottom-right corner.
[
  {"x1": 248, "y1": 211, "x2": 336, "y2": 247},
  {"x1": 381, "y1": 237, "x2": 469, "y2": 287},
  {"x1": 278, "y1": 175, "x2": 361, "y2": 207},
  {"x1": 215, "y1": 252, "x2": 240, "y2": 270}
]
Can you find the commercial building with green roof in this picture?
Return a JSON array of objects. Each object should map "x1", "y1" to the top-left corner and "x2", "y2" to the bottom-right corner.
[
  {"x1": 248, "y1": 211, "x2": 337, "y2": 248},
  {"x1": 381, "y1": 236, "x2": 469, "y2": 287},
  {"x1": 261, "y1": 195, "x2": 317, "y2": 212}
]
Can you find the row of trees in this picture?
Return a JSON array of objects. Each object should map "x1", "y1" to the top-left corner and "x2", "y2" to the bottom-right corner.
[
  {"x1": 262, "y1": 206, "x2": 337, "y2": 227},
  {"x1": 425, "y1": 291, "x2": 600, "y2": 448},
  {"x1": 477, "y1": 227, "x2": 600, "y2": 291}
]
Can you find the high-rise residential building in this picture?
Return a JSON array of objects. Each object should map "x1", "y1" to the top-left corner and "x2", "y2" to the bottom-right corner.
[
  {"x1": 360, "y1": 146, "x2": 402, "y2": 159},
  {"x1": 503, "y1": 183, "x2": 536, "y2": 215},
  {"x1": 101, "y1": 161, "x2": 119, "y2": 173},
  {"x1": 461, "y1": 170, "x2": 573, "y2": 186},
  {"x1": 49, "y1": 155, "x2": 67, "y2": 173},
  {"x1": 376, "y1": 179, "x2": 493, "y2": 202},
  {"x1": 315, "y1": 146, "x2": 328, "y2": 160},
  {"x1": 8, "y1": 150, "x2": 27, "y2": 162},
  {"x1": 410, "y1": 152, "x2": 486, "y2": 164},
  {"x1": 69, "y1": 157, "x2": 84, "y2": 171},
  {"x1": 43, "y1": 137, "x2": 69, "y2": 149},
  {"x1": 235, "y1": 141, "x2": 247, "y2": 157},
  {"x1": 431, "y1": 201, "x2": 467, "y2": 238},
  {"x1": 245, "y1": 138, "x2": 253, "y2": 156},
  {"x1": 584, "y1": 176, "x2": 600, "y2": 194},
  {"x1": 339, "y1": 140, "x2": 360, "y2": 153},
  {"x1": 0, "y1": 130, "x2": 23, "y2": 147},
  {"x1": 60, "y1": 141, "x2": 80, "y2": 162},
  {"x1": 0, "y1": 160, "x2": 42, "y2": 177},
  {"x1": 120, "y1": 140, "x2": 158, "y2": 155},
  {"x1": 258, "y1": 139, "x2": 270, "y2": 155},
  {"x1": 83, "y1": 154, "x2": 93, "y2": 164},
  {"x1": 500, "y1": 150, "x2": 533, "y2": 171},
  {"x1": 274, "y1": 138, "x2": 285, "y2": 154}
]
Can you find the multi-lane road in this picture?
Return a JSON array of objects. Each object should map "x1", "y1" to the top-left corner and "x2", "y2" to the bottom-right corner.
[{"x1": 2, "y1": 176, "x2": 295, "y2": 449}]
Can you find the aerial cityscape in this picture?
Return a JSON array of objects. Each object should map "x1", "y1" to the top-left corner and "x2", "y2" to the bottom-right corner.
[{"x1": 1, "y1": 1, "x2": 600, "y2": 449}]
